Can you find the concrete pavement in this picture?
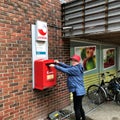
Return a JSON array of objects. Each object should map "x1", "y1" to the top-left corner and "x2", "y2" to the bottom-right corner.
[
  {"x1": 62, "y1": 96, "x2": 120, "y2": 120},
  {"x1": 86, "y1": 101, "x2": 120, "y2": 120}
]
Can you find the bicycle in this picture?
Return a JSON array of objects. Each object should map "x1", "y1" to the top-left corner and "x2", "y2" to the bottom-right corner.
[
  {"x1": 87, "y1": 71, "x2": 120, "y2": 105},
  {"x1": 107, "y1": 71, "x2": 120, "y2": 105}
]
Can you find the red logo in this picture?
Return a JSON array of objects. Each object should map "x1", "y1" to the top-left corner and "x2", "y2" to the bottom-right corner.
[{"x1": 38, "y1": 24, "x2": 47, "y2": 36}]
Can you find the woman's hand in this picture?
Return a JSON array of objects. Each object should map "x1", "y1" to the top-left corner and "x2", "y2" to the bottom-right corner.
[
  {"x1": 49, "y1": 64, "x2": 55, "y2": 67},
  {"x1": 54, "y1": 60, "x2": 59, "y2": 63}
]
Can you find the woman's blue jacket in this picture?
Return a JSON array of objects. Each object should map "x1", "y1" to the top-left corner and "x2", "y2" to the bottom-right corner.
[{"x1": 55, "y1": 62, "x2": 86, "y2": 96}]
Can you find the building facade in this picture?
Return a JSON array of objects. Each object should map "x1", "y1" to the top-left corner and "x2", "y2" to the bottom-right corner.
[{"x1": 62, "y1": 0, "x2": 120, "y2": 88}]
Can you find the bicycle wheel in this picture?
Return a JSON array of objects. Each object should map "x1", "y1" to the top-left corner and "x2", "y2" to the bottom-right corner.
[
  {"x1": 87, "y1": 84, "x2": 106, "y2": 105},
  {"x1": 107, "y1": 80, "x2": 116, "y2": 100},
  {"x1": 102, "y1": 81, "x2": 114, "y2": 100},
  {"x1": 116, "y1": 92, "x2": 120, "y2": 105}
]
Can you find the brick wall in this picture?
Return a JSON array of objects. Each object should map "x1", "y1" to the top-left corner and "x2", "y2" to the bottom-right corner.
[{"x1": 0, "y1": 0, "x2": 70, "y2": 119}]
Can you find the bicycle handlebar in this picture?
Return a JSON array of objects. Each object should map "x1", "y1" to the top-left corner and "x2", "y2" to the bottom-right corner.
[{"x1": 108, "y1": 73, "x2": 115, "y2": 77}]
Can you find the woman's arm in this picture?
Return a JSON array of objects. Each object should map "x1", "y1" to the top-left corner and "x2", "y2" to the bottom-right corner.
[
  {"x1": 58, "y1": 62, "x2": 70, "y2": 68},
  {"x1": 55, "y1": 65, "x2": 79, "y2": 75}
]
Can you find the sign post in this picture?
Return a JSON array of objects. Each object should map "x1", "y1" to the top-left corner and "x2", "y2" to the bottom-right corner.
[{"x1": 32, "y1": 20, "x2": 48, "y2": 88}]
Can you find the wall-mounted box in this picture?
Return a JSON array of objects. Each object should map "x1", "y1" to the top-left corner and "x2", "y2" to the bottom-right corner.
[{"x1": 34, "y1": 59, "x2": 56, "y2": 90}]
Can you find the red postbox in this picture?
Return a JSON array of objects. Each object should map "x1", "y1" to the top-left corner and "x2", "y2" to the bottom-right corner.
[{"x1": 34, "y1": 59, "x2": 56, "y2": 90}]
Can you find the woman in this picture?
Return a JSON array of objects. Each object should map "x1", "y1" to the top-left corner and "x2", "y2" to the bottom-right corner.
[{"x1": 49, "y1": 54, "x2": 86, "y2": 120}]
